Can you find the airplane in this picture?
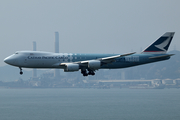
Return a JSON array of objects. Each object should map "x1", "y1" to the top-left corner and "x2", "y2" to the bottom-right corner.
[{"x1": 4, "y1": 32, "x2": 175, "y2": 76}]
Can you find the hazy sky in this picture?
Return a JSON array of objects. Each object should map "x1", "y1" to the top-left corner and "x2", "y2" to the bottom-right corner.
[{"x1": 1, "y1": 0, "x2": 180, "y2": 66}]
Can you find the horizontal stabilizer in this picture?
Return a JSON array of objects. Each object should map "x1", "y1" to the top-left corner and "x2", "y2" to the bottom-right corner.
[{"x1": 149, "y1": 54, "x2": 174, "y2": 59}]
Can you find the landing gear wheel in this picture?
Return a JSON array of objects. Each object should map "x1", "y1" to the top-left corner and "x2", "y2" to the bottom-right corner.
[
  {"x1": 88, "y1": 70, "x2": 95, "y2": 76},
  {"x1": 81, "y1": 69, "x2": 88, "y2": 77},
  {"x1": 19, "y1": 67, "x2": 23, "y2": 75},
  {"x1": 83, "y1": 73, "x2": 88, "y2": 76}
]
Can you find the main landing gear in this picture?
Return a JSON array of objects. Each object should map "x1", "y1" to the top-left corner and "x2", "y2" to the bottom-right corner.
[
  {"x1": 81, "y1": 69, "x2": 88, "y2": 76},
  {"x1": 88, "y1": 70, "x2": 95, "y2": 75},
  {"x1": 81, "y1": 69, "x2": 95, "y2": 76},
  {"x1": 19, "y1": 67, "x2": 23, "y2": 75}
]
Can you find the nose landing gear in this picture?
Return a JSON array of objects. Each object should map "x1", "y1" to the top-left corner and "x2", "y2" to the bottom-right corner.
[{"x1": 19, "y1": 67, "x2": 23, "y2": 75}]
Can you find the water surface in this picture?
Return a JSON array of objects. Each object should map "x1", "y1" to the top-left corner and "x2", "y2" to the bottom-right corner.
[{"x1": 0, "y1": 88, "x2": 180, "y2": 120}]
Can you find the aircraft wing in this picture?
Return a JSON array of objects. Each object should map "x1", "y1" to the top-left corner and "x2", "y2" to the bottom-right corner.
[
  {"x1": 59, "y1": 52, "x2": 136, "y2": 72},
  {"x1": 60, "y1": 52, "x2": 136, "y2": 67}
]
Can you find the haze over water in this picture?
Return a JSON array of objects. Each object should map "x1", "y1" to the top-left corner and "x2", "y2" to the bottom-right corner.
[{"x1": 0, "y1": 88, "x2": 180, "y2": 120}]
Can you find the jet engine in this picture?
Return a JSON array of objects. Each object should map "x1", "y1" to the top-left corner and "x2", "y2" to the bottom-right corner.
[
  {"x1": 88, "y1": 60, "x2": 101, "y2": 69},
  {"x1": 64, "y1": 63, "x2": 79, "y2": 72}
]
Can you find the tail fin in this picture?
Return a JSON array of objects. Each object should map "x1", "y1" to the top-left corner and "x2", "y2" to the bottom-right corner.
[{"x1": 142, "y1": 32, "x2": 175, "y2": 54}]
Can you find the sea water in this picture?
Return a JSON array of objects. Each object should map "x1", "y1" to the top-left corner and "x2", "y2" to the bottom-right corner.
[{"x1": 0, "y1": 88, "x2": 180, "y2": 120}]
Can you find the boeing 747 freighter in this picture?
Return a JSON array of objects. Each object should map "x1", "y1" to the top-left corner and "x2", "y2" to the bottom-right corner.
[{"x1": 4, "y1": 32, "x2": 175, "y2": 76}]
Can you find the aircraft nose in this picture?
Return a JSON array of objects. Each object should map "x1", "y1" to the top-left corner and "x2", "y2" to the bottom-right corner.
[
  {"x1": 4, "y1": 55, "x2": 18, "y2": 66},
  {"x1": 4, "y1": 57, "x2": 13, "y2": 64}
]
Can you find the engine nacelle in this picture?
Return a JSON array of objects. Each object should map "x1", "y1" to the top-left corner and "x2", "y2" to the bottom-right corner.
[
  {"x1": 88, "y1": 60, "x2": 101, "y2": 69},
  {"x1": 64, "y1": 63, "x2": 79, "y2": 72}
]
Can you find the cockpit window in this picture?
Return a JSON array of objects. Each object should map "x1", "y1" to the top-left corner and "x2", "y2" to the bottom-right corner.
[{"x1": 15, "y1": 52, "x2": 18, "y2": 54}]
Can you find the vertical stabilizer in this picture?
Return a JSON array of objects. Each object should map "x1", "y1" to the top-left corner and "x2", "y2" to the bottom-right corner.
[{"x1": 142, "y1": 32, "x2": 175, "y2": 54}]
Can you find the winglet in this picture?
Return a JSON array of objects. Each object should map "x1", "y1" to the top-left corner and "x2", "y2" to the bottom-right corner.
[{"x1": 142, "y1": 32, "x2": 175, "y2": 54}]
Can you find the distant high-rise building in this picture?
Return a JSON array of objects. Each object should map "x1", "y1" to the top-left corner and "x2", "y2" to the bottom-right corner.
[
  {"x1": 33, "y1": 41, "x2": 37, "y2": 78},
  {"x1": 54, "y1": 32, "x2": 60, "y2": 78},
  {"x1": 55, "y1": 32, "x2": 59, "y2": 53}
]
